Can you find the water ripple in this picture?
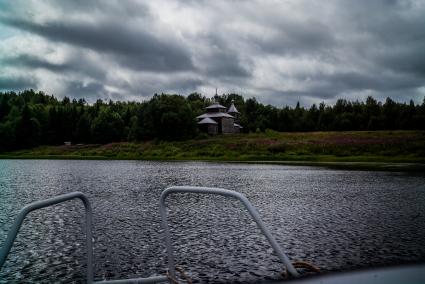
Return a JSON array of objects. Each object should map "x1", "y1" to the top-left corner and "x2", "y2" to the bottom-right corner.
[{"x1": 0, "y1": 160, "x2": 424, "y2": 283}]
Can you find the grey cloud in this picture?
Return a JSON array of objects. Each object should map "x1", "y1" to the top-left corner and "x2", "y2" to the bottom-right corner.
[
  {"x1": 253, "y1": 89, "x2": 324, "y2": 107},
  {"x1": 164, "y1": 78, "x2": 204, "y2": 93},
  {"x1": 44, "y1": 0, "x2": 151, "y2": 19},
  {"x1": 121, "y1": 76, "x2": 205, "y2": 97},
  {"x1": 196, "y1": 34, "x2": 252, "y2": 78},
  {"x1": 0, "y1": 0, "x2": 424, "y2": 105},
  {"x1": 263, "y1": 0, "x2": 425, "y2": 103},
  {"x1": 277, "y1": 71, "x2": 424, "y2": 103},
  {"x1": 370, "y1": 40, "x2": 425, "y2": 77},
  {"x1": 64, "y1": 81, "x2": 107, "y2": 100},
  {"x1": 258, "y1": 68, "x2": 424, "y2": 106},
  {"x1": 254, "y1": 20, "x2": 336, "y2": 57},
  {"x1": 0, "y1": 76, "x2": 37, "y2": 90},
  {"x1": 313, "y1": 71, "x2": 424, "y2": 96},
  {"x1": 1, "y1": 54, "x2": 106, "y2": 81},
  {"x1": 1, "y1": 17, "x2": 194, "y2": 72},
  {"x1": 382, "y1": 49, "x2": 425, "y2": 77},
  {"x1": 65, "y1": 80, "x2": 134, "y2": 102},
  {"x1": 204, "y1": 50, "x2": 251, "y2": 78},
  {"x1": 2, "y1": 54, "x2": 71, "y2": 72},
  {"x1": 334, "y1": 0, "x2": 425, "y2": 77},
  {"x1": 259, "y1": 86, "x2": 423, "y2": 108},
  {"x1": 64, "y1": 76, "x2": 204, "y2": 102}
]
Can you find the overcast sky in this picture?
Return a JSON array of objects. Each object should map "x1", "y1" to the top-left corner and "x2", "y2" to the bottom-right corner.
[{"x1": 0, "y1": 0, "x2": 424, "y2": 106}]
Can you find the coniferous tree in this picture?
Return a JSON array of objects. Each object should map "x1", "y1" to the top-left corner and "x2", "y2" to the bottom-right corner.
[{"x1": 0, "y1": 90, "x2": 424, "y2": 152}]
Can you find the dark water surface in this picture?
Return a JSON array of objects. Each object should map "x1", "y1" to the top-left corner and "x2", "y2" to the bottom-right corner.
[{"x1": 0, "y1": 160, "x2": 424, "y2": 283}]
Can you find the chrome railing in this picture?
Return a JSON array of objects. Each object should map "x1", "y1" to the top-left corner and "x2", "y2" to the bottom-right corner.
[
  {"x1": 0, "y1": 192, "x2": 94, "y2": 281},
  {"x1": 0, "y1": 192, "x2": 167, "y2": 283},
  {"x1": 1, "y1": 187, "x2": 299, "y2": 283},
  {"x1": 160, "y1": 186, "x2": 299, "y2": 278}
]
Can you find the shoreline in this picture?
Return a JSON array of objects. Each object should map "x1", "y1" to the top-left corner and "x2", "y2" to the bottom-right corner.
[
  {"x1": 1, "y1": 154, "x2": 424, "y2": 172},
  {"x1": 1, "y1": 130, "x2": 424, "y2": 172}
]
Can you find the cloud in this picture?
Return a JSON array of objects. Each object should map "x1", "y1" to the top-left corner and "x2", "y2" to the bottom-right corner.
[
  {"x1": 63, "y1": 81, "x2": 107, "y2": 99},
  {"x1": 1, "y1": 17, "x2": 194, "y2": 72},
  {"x1": 0, "y1": 0, "x2": 424, "y2": 106},
  {"x1": 2, "y1": 54, "x2": 71, "y2": 72},
  {"x1": 0, "y1": 75, "x2": 37, "y2": 90},
  {"x1": 202, "y1": 47, "x2": 251, "y2": 78}
]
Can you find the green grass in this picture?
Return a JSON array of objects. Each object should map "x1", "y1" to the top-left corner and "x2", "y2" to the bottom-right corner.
[{"x1": 1, "y1": 130, "x2": 425, "y2": 171}]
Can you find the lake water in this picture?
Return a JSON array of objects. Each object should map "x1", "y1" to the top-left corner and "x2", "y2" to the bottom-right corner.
[{"x1": 0, "y1": 160, "x2": 424, "y2": 283}]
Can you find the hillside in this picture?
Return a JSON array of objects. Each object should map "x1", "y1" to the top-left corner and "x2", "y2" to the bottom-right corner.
[{"x1": 2, "y1": 130, "x2": 425, "y2": 171}]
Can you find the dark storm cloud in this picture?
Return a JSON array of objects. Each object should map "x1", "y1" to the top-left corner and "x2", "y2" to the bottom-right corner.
[
  {"x1": 373, "y1": 43, "x2": 425, "y2": 77},
  {"x1": 189, "y1": 33, "x2": 252, "y2": 78},
  {"x1": 328, "y1": 72, "x2": 423, "y2": 93},
  {"x1": 164, "y1": 78, "x2": 204, "y2": 93},
  {"x1": 2, "y1": 54, "x2": 71, "y2": 72},
  {"x1": 261, "y1": 72, "x2": 424, "y2": 107},
  {"x1": 63, "y1": 81, "x2": 107, "y2": 99},
  {"x1": 119, "y1": 76, "x2": 205, "y2": 97},
  {"x1": 253, "y1": 19, "x2": 336, "y2": 57},
  {"x1": 1, "y1": 17, "x2": 194, "y2": 72},
  {"x1": 0, "y1": 0, "x2": 424, "y2": 105},
  {"x1": 63, "y1": 79, "x2": 144, "y2": 103},
  {"x1": 1, "y1": 54, "x2": 107, "y2": 81},
  {"x1": 332, "y1": 0, "x2": 425, "y2": 78},
  {"x1": 45, "y1": 0, "x2": 151, "y2": 18},
  {"x1": 204, "y1": 50, "x2": 251, "y2": 78},
  {"x1": 291, "y1": 71, "x2": 424, "y2": 100},
  {"x1": 256, "y1": 0, "x2": 425, "y2": 105},
  {"x1": 0, "y1": 76, "x2": 37, "y2": 90}
]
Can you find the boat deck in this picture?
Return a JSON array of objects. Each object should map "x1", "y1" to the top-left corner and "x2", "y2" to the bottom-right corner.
[{"x1": 270, "y1": 263, "x2": 425, "y2": 284}]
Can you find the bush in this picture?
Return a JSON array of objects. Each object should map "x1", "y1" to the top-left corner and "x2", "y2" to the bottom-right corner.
[
  {"x1": 196, "y1": 132, "x2": 209, "y2": 140},
  {"x1": 267, "y1": 143, "x2": 286, "y2": 153}
]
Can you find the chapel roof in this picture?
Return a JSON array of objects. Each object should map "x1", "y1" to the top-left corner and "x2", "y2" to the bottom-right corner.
[
  {"x1": 197, "y1": 112, "x2": 234, "y2": 119},
  {"x1": 228, "y1": 102, "x2": 239, "y2": 113},
  {"x1": 205, "y1": 102, "x2": 227, "y2": 110},
  {"x1": 198, "y1": 117, "x2": 218, "y2": 125}
]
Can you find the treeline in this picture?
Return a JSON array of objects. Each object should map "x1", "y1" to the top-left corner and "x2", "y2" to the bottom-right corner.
[{"x1": 0, "y1": 89, "x2": 424, "y2": 151}]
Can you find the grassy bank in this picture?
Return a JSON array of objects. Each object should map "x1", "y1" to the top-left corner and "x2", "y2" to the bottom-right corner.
[{"x1": 1, "y1": 130, "x2": 425, "y2": 170}]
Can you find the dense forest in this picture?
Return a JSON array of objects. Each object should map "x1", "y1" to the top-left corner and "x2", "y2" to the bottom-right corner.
[{"x1": 0, "y1": 89, "x2": 424, "y2": 152}]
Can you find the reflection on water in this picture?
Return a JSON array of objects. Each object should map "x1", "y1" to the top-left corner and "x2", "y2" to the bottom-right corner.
[{"x1": 0, "y1": 160, "x2": 424, "y2": 283}]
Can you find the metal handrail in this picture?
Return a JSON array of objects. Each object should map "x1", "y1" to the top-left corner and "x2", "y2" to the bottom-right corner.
[
  {"x1": 0, "y1": 192, "x2": 94, "y2": 282},
  {"x1": 159, "y1": 186, "x2": 300, "y2": 278},
  {"x1": 1, "y1": 187, "x2": 299, "y2": 282},
  {"x1": 95, "y1": 276, "x2": 168, "y2": 283},
  {"x1": 0, "y1": 192, "x2": 168, "y2": 284}
]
